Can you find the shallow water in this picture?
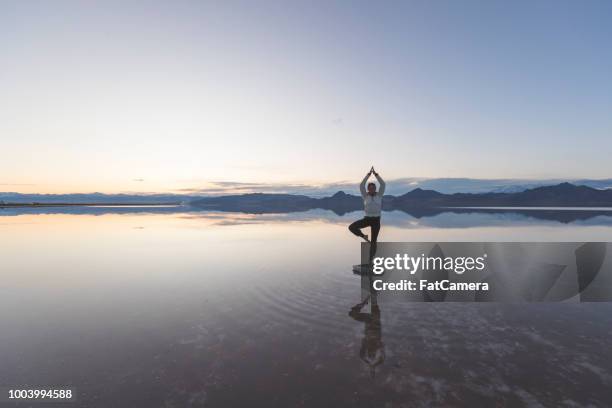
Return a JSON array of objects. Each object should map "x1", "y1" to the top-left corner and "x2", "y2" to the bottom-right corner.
[{"x1": 1, "y1": 209, "x2": 612, "y2": 407}]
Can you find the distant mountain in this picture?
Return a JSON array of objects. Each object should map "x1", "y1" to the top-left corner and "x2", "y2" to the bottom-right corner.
[
  {"x1": 187, "y1": 193, "x2": 316, "y2": 213},
  {"x1": 190, "y1": 183, "x2": 612, "y2": 214},
  {"x1": 381, "y1": 183, "x2": 608, "y2": 207},
  {"x1": 389, "y1": 183, "x2": 612, "y2": 207},
  {"x1": 191, "y1": 191, "x2": 360, "y2": 215}
]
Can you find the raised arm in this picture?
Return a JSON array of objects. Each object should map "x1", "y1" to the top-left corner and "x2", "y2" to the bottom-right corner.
[
  {"x1": 374, "y1": 171, "x2": 385, "y2": 196},
  {"x1": 359, "y1": 171, "x2": 371, "y2": 198}
]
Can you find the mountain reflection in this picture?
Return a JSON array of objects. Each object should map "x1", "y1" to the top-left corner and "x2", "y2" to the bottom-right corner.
[{"x1": 3, "y1": 205, "x2": 612, "y2": 225}]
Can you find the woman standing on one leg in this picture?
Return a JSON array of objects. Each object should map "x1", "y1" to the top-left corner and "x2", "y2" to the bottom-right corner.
[{"x1": 349, "y1": 167, "x2": 385, "y2": 263}]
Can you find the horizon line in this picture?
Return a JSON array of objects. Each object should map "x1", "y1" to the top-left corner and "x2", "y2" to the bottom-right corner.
[{"x1": 2, "y1": 180, "x2": 611, "y2": 198}]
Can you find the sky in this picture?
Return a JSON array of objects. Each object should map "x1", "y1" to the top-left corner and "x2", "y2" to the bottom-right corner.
[{"x1": 1, "y1": 0, "x2": 611, "y2": 194}]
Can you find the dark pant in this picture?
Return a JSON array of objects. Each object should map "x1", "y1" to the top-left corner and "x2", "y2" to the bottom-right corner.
[{"x1": 349, "y1": 216, "x2": 381, "y2": 263}]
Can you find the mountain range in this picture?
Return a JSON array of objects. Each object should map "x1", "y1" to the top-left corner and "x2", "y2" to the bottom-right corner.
[
  {"x1": 190, "y1": 183, "x2": 612, "y2": 214},
  {"x1": 3, "y1": 183, "x2": 612, "y2": 215}
]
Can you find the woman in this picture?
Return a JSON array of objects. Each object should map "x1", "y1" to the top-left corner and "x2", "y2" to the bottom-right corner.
[{"x1": 349, "y1": 167, "x2": 385, "y2": 262}]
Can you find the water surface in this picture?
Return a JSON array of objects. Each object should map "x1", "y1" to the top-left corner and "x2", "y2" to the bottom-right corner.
[{"x1": 2, "y1": 209, "x2": 612, "y2": 407}]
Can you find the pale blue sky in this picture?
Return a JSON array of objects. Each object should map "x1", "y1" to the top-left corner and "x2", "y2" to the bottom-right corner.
[{"x1": 1, "y1": 0, "x2": 611, "y2": 193}]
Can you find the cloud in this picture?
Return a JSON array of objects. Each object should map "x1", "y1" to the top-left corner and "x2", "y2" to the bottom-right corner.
[
  {"x1": 175, "y1": 178, "x2": 447, "y2": 197},
  {"x1": 176, "y1": 180, "x2": 364, "y2": 197}
]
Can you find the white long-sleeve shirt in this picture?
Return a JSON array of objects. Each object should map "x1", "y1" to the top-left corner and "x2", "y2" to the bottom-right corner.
[{"x1": 359, "y1": 173, "x2": 385, "y2": 217}]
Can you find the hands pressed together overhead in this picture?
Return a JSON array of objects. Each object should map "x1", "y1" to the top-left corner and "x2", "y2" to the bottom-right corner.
[{"x1": 360, "y1": 167, "x2": 385, "y2": 197}]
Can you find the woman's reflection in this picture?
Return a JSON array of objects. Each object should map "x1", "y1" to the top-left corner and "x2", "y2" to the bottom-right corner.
[{"x1": 349, "y1": 277, "x2": 385, "y2": 378}]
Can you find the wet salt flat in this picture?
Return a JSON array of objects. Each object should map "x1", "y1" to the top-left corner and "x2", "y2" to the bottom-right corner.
[{"x1": 1, "y1": 209, "x2": 612, "y2": 407}]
